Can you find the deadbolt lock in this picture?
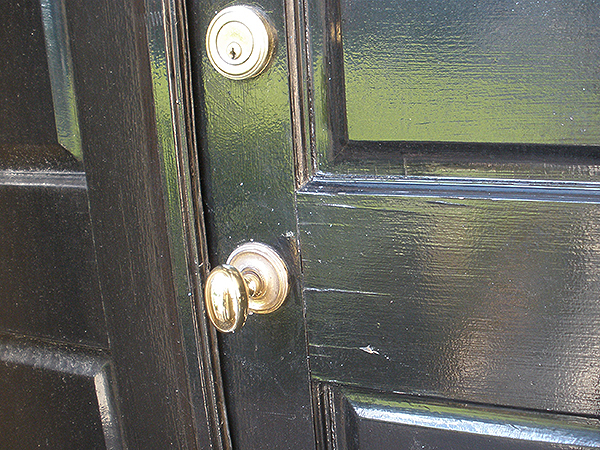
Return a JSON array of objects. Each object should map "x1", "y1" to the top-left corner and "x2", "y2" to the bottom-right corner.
[
  {"x1": 205, "y1": 5, "x2": 277, "y2": 80},
  {"x1": 205, "y1": 243, "x2": 289, "y2": 332}
]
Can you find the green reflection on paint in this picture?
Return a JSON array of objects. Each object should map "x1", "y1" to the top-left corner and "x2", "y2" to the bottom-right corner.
[{"x1": 343, "y1": 0, "x2": 600, "y2": 145}]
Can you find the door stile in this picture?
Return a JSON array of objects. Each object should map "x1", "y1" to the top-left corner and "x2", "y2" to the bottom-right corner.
[
  {"x1": 144, "y1": 0, "x2": 232, "y2": 447},
  {"x1": 187, "y1": 0, "x2": 317, "y2": 446},
  {"x1": 63, "y1": 0, "x2": 222, "y2": 446}
]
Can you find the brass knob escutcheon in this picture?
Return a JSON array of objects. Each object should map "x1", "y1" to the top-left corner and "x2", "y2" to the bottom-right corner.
[{"x1": 205, "y1": 243, "x2": 289, "y2": 332}]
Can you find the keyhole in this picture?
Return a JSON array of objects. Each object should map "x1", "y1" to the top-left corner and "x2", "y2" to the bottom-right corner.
[{"x1": 228, "y1": 42, "x2": 242, "y2": 61}]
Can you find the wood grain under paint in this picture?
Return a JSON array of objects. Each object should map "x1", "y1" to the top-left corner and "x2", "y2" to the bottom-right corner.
[{"x1": 299, "y1": 183, "x2": 600, "y2": 416}]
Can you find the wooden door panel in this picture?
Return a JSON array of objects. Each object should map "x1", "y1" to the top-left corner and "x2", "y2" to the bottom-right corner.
[
  {"x1": 0, "y1": 179, "x2": 107, "y2": 347},
  {"x1": 338, "y1": 0, "x2": 600, "y2": 146},
  {"x1": 295, "y1": 1, "x2": 600, "y2": 445},
  {"x1": 0, "y1": 0, "x2": 81, "y2": 170},
  {"x1": 190, "y1": 0, "x2": 600, "y2": 446},
  {"x1": 1, "y1": 0, "x2": 215, "y2": 447},
  {"x1": 0, "y1": 335, "x2": 121, "y2": 450},
  {"x1": 1, "y1": 2, "x2": 114, "y2": 448},
  {"x1": 0, "y1": 0, "x2": 57, "y2": 147},
  {"x1": 299, "y1": 182, "x2": 600, "y2": 416},
  {"x1": 320, "y1": 385, "x2": 600, "y2": 450}
]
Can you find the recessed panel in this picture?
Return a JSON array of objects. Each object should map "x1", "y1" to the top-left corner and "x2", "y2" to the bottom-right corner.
[
  {"x1": 324, "y1": 386, "x2": 600, "y2": 450},
  {"x1": 0, "y1": 337, "x2": 118, "y2": 450},
  {"x1": 0, "y1": 0, "x2": 82, "y2": 168},
  {"x1": 299, "y1": 182, "x2": 600, "y2": 416},
  {"x1": 0, "y1": 0, "x2": 56, "y2": 146},
  {"x1": 341, "y1": 0, "x2": 600, "y2": 145},
  {"x1": 0, "y1": 179, "x2": 107, "y2": 347}
]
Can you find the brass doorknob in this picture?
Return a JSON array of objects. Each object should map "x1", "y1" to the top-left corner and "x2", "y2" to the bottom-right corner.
[{"x1": 205, "y1": 242, "x2": 289, "y2": 332}]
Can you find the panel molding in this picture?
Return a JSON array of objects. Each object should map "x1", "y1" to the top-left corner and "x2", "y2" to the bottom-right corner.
[
  {"x1": 40, "y1": 0, "x2": 82, "y2": 161},
  {"x1": 0, "y1": 169, "x2": 86, "y2": 188},
  {"x1": 317, "y1": 383, "x2": 600, "y2": 450},
  {"x1": 0, "y1": 333, "x2": 124, "y2": 449}
]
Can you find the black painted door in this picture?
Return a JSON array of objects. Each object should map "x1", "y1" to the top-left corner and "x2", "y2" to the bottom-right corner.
[
  {"x1": 0, "y1": 2, "x2": 116, "y2": 447},
  {"x1": 192, "y1": 0, "x2": 600, "y2": 449},
  {"x1": 1, "y1": 1, "x2": 220, "y2": 448}
]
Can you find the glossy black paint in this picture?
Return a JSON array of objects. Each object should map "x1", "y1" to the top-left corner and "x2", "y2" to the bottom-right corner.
[
  {"x1": 1, "y1": 0, "x2": 217, "y2": 448},
  {"x1": 0, "y1": 335, "x2": 119, "y2": 450},
  {"x1": 319, "y1": 0, "x2": 600, "y2": 181},
  {"x1": 1, "y1": 361, "x2": 105, "y2": 449},
  {"x1": 187, "y1": 0, "x2": 600, "y2": 446},
  {"x1": 0, "y1": 0, "x2": 56, "y2": 147},
  {"x1": 340, "y1": 0, "x2": 600, "y2": 146},
  {"x1": 319, "y1": 385, "x2": 600, "y2": 450},
  {"x1": 8, "y1": 0, "x2": 596, "y2": 446},
  {"x1": 1, "y1": 4, "x2": 111, "y2": 449},
  {"x1": 0, "y1": 0, "x2": 80, "y2": 170},
  {"x1": 299, "y1": 0, "x2": 600, "y2": 447},
  {"x1": 65, "y1": 0, "x2": 211, "y2": 446},
  {"x1": 299, "y1": 179, "x2": 600, "y2": 416},
  {"x1": 188, "y1": 0, "x2": 316, "y2": 448},
  {"x1": 0, "y1": 177, "x2": 106, "y2": 347}
]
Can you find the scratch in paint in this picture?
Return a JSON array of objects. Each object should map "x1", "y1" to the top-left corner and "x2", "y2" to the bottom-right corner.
[
  {"x1": 359, "y1": 345, "x2": 380, "y2": 355},
  {"x1": 322, "y1": 203, "x2": 356, "y2": 209}
]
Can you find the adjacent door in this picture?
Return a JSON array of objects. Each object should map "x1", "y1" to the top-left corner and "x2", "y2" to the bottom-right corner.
[
  {"x1": 192, "y1": 0, "x2": 600, "y2": 448},
  {"x1": 1, "y1": 1, "x2": 219, "y2": 448}
]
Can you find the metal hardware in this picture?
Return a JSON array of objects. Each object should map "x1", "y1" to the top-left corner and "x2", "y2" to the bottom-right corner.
[
  {"x1": 205, "y1": 264, "x2": 249, "y2": 333},
  {"x1": 205, "y1": 243, "x2": 289, "y2": 332},
  {"x1": 205, "y1": 5, "x2": 277, "y2": 80}
]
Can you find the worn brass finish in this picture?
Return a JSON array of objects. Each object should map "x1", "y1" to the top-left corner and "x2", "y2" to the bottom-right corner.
[
  {"x1": 206, "y1": 5, "x2": 276, "y2": 80},
  {"x1": 205, "y1": 243, "x2": 289, "y2": 332}
]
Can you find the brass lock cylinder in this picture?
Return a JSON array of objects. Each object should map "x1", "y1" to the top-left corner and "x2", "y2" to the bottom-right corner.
[{"x1": 205, "y1": 5, "x2": 277, "y2": 80}]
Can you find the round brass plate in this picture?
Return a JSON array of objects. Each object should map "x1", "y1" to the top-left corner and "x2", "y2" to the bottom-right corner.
[
  {"x1": 205, "y1": 5, "x2": 276, "y2": 80},
  {"x1": 227, "y1": 242, "x2": 289, "y2": 314}
]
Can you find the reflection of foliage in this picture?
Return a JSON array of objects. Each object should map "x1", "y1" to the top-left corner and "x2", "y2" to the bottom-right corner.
[
  {"x1": 412, "y1": 199, "x2": 600, "y2": 409},
  {"x1": 342, "y1": 0, "x2": 600, "y2": 144}
]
